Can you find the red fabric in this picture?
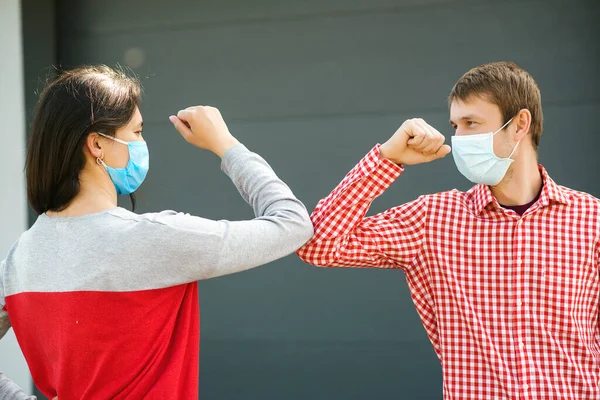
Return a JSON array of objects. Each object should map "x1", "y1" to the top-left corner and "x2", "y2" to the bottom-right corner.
[
  {"x1": 5, "y1": 283, "x2": 199, "y2": 400},
  {"x1": 501, "y1": 191, "x2": 541, "y2": 216},
  {"x1": 298, "y1": 144, "x2": 600, "y2": 399}
]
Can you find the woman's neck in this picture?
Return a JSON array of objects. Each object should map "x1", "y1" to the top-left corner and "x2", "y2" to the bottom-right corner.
[{"x1": 46, "y1": 170, "x2": 118, "y2": 217}]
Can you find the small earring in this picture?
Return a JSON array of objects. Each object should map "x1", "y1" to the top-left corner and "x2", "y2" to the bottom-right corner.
[{"x1": 96, "y1": 157, "x2": 104, "y2": 165}]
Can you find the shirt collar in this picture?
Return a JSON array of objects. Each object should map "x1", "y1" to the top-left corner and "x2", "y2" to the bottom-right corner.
[{"x1": 469, "y1": 165, "x2": 570, "y2": 216}]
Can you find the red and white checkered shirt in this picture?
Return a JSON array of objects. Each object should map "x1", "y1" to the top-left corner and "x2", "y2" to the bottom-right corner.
[{"x1": 297, "y1": 145, "x2": 600, "y2": 400}]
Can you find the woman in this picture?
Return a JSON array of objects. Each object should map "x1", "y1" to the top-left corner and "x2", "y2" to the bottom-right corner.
[{"x1": 0, "y1": 65, "x2": 313, "y2": 399}]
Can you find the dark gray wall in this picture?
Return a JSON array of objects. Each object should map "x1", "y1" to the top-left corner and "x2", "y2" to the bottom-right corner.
[
  {"x1": 21, "y1": 1, "x2": 57, "y2": 398},
  {"x1": 27, "y1": 0, "x2": 600, "y2": 398},
  {"x1": 21, "y1": 0, "x2": 56, "y2": 227}
]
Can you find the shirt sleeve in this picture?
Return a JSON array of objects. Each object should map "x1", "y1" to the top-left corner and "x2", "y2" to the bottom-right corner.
[
  {"x1": 0, "y1": 259, "x2": 5, "y2": 308},
  {"x1": 297, "y1": 144, "x2": 427, "y2": 270},
  {"x1": 0, "y1": 261, "x2": 35, "y2": 400},
  {"x1": 0, "y1": 259, "x2": 9, "y2": 338},
  {"x1": 0, "y1": 372, "x2": 36, "y2": 400},
  {"x1": 110, "y1": 144, "x2": 314, "y2": 286}
]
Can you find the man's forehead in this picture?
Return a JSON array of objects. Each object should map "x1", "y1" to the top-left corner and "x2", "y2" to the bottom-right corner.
[{"x1": 450, "y1": 96, "x2": 499, "y2": 120}]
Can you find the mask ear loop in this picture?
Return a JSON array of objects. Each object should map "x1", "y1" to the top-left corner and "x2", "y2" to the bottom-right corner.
[
  {"x1": 492, "y1": 117, "x2": 514, "y2": 136},
  {"x1": 96, "y1": 132, "x2": 124, "y2": 168},
  {"x1": 97, "y1": 132, "x2": 129, "y2": 145},
  {"x1": 507, "y1": 138, "x2": 521, "y2": 159},
  {"x1": 493, "y1": 117, "x2": 520, "y2": 160}
]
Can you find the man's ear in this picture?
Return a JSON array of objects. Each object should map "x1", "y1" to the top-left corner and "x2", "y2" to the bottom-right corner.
[{"x1": 514, "y1": 108, "x2": 532, "y2": 142}]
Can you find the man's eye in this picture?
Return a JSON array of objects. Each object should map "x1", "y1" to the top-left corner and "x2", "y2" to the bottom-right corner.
[{"x1": 467, "y1": 121, "x2": 477, "y2": 127}]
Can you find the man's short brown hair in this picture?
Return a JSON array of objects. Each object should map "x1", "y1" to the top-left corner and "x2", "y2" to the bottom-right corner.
[{"x1": 448, "y1": 62, "x2": 543, "y2": 150}]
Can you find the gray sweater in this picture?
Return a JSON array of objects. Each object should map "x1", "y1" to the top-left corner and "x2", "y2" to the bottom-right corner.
[{"x1": 0, "y1": 144, "x2": 313, "y2": 398}]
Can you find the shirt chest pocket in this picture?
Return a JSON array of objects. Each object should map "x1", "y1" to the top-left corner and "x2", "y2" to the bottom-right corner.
[
  {"x1": 543, "y1": 262, "x2": 591, "y2": 284},
  {"x1": 535, "y1": 261, "x2": 597, "y2": 335}
]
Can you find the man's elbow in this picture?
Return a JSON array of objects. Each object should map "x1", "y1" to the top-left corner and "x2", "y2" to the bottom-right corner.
[{"x1": 296, "y1": 242, "x2": 336, "y2": 268}]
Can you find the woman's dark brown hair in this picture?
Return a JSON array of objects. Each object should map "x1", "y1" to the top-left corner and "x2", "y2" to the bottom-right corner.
[{"x1": 26, "y1": 65, "x2": 141, "y2": 215}]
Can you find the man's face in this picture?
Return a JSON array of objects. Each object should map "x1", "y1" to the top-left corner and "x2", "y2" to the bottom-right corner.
[{"x1": 450, "y1": 95, "x2": 516, "y2": 159}]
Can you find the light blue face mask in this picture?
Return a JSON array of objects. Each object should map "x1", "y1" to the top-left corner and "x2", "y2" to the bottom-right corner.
[
  {"x1": 451, "y1": 118, "x2": 518, "y2": 186},
  {"x1": 96, "y1": 132, "x2": 149, "y2": 195}
]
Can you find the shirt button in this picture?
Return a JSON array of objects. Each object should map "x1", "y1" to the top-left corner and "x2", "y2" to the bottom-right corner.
[
  {"x1": 516, "y1": 259, "x2": 522, "y2": 266},
  {"x1": 522, "y1": 384, "x2": 529, "y2": 390},
  {"x1": 519, "y1": 342, "x2": 525, "y2": 349},
  {"x1": 367, "y1": 161, "x2": 375, "y2": 168},
  {"x1": 516, "y1": 300, "x2": 522, "y2": 307}
]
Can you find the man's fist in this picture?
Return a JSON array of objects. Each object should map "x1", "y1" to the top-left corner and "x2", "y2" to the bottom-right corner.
[{"x1": 380, "y1": 118, "x2": 451, "y2": 165}]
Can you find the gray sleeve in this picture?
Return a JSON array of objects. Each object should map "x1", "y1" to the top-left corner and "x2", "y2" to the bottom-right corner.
[
  {"x1": 0, "y1": 371, "x2": 35, "y2": 400},
  {"x1": 0, "y1": 261, "x2": 35, "y2": 400},
  {"x1": 0, "y1": 260, "x2": 9, "y2": 340},
  {"x1": 213, "y1": 144, "x2": 314, "y2": 275},
  {"x1": 131, "y1": 144, "x2": 314, "y2": 284}
]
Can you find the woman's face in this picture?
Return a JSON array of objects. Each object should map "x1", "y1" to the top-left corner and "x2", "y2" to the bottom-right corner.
[{"x1": 101, "y1": 107, "x2": 144, "y2": 169}]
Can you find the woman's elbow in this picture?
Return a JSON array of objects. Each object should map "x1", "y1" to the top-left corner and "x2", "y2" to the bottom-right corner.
[{"x1": 295, "y1": 219, "x2": 314, "y2": 248}]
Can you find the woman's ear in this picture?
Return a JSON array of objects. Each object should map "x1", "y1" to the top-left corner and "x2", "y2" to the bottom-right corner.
[{"x1": 86, "y1": 133, "x2": 104, "y2": 160}]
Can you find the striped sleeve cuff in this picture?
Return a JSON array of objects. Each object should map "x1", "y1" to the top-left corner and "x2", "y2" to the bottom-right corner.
[{"x1": 358, "y1": 144, "x2": 404, "y2": 187}]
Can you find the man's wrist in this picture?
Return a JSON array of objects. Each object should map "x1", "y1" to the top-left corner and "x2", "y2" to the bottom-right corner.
[{"x1": 379, "y1": 143, "x2": 402, "y2": 165}]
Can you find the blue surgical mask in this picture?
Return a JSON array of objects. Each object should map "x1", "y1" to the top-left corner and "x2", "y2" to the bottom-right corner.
[
  {"x1": 451, "y1": 118, "x2": 519, "y2": 186},
  {"x1": 97, "y1": 132, "x2": 149, "y2": 195}
]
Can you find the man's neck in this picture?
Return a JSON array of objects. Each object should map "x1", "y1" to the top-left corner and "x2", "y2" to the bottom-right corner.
[{"x1": 490, "y1": 153, "x2": 542, "y2": 207}]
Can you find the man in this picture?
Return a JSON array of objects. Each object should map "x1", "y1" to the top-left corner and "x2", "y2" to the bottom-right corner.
[{"x1": 297, "y1": 62, "x2": 600, "y2": 399}]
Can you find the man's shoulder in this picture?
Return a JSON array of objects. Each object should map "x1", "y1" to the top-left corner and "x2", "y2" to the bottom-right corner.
[{"x1": 558, "y1": 185, "x2": 600, "y2": 207}]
